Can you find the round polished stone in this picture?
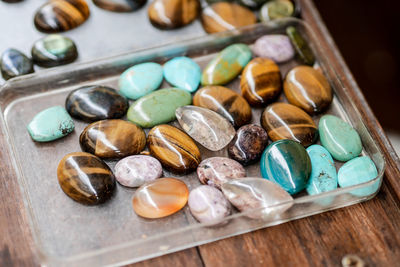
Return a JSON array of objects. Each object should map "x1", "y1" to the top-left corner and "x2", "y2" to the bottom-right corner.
[
  {"x1": 260, "y1": 0, "x2": 294, "y2": 22},
  {"x1": 93, "y1": 0, "x2": 146, "y2": 12},
  {"x1": 253, "y1": 34, "x2": 295, "y2": 63},
  {"x1": 0, "y1": 49, "x2": 34, "y2": 80},
  {"x1": 163, "y1": 57, "x2": 201, "y2": 93}
]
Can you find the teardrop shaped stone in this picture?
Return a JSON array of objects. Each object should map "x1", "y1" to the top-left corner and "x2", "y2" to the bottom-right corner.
[
  {"x1": 253, "y1": 34, "x2": 295, "y2": 63},
  {"x1": 34, "y1": 0, "x2": 90, "y2": 33},
  {"x1": 163, "y1": 57, "x2": 201, "y2": 93},
  {"x1": 318, "y1": 115, "x2": 362, "y2": 161},
  {"x1": 93, "y1": 0, "x2": 146, "y2": 12},
  {"x1": 0, "y1": 49, "x2": 34, "y2": 80},
  {"x1": 193, "y1": 86, "x2": 252, "y2": 127},
  {"x1": 176, "y1": 106, "x2": 236, "y2": 151},
  {"x1": 57, "y1": 152, "x2": 116, "y2": 205},
  {"x1": 286, "y1": 26, "x2": 315, "y2": 66},
  {"x1": 201, "y1": 43, "x2": 252, "y2": 86}
]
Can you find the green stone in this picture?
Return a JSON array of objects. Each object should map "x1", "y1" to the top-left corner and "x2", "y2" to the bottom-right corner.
[
  {"x1": 127, "y1": 88, "x2": 192, "y2": 128},
  {"x1": 286, "y1": 26, "x2": 315, "y2": 66},
  {"x1": 260, "y1": 0, "x2": 294, "y2": 21}
]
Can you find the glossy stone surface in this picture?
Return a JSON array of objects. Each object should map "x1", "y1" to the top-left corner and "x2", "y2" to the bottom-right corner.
[
  {"x1": 193, "y1": 86, "x2": 252, "y2": 127},
  {"x1": 176, "y1": 106, "x2": 235, "y2": 151},
  {"x1": 338, "y1": 156, "x2": 379, "y2": 196},
  {"x1": 188, "y1": 185, "x2": 231, "y2": 224},
  {"x1": 133, "y1": 178, "x2": 189, "y2": 218},
  {"x1": 253, "y1": 34, "x2": 294, "y2": 63},
  {"x1": 286, "y1": 26, "x2": 315, "y2": 66},
  {"x1": 31, "y1": 34, "x2": 78, "y2": 67},
  {"x1": 114, "y1": 155, "x2": 162, "y2": 187},
  {"x1": 201, "y1": 2, "x2": 256, "y2": 34},
  {"x1": 148, "y1": 124, "x2": 201, "y2": 173},
  {"x1": 260, "y1": 139, "x2": 311, "y2": 194},
  {"x1": 260, "y1": 0, "x2": 294, "y2": 22},
  {"x1": 148, "y1": 0, "x2": 200, "y2": 29},
  {"x1": 80, "y1": 119, "x2": 146, "y2": 159},
  {"x1": 239, "y1": 0, "x2": 267, "y2": 9},
  {"x1": 119, "y1": 62, "x2": 163, "y2": 100},
  {"x1": 65, "y1": 85, "x2": 128, "y2": 122},
  {"x1": 93, "y1": 0, "x2": 146, "y2": 12},
  {"x1": 240, "y1": 57, "x2": 282, "y2": 106},
  {"x1": 284, "y1": 65, "x2": 332, "y2": 114},
  {"x1": 228, "y1": 124, "x2": 268, "y2": 165},
  {"x1": 197, "y1": 157, "x2": 246, "y2": 189},
  {"x1": 306, "y1": 145, "x2": 337, "y2": 195},
  {"x1": 221, "y1": 178, "x2": 293, "y2": 219},
  {"x1": 319, "y1": 115, "x2": 362, "y2": 161},
  {"x1": 27, "y1": 106, "x2": 74, "y2": 142},
  {"x1": 261, "y1": 102, "x2": 318, "y2": 147},
  {"x1": 202, "y1": 43, "x2": 252, "y2": 86},
  {"x1": 34, "y1": 0, "x2": 90, "y2": 33},
  {"x1": 57, "y1": 152, "x2": 116, "y2": 205},
  {"x1": 0, "y1": 49, "x2": 34, "y2": 80},
  {"x1": 163, "y1": 57, "x2": 201, "y2": 93}
]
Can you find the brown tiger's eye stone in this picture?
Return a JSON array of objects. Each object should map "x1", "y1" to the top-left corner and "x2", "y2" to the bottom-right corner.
[
  {"x1": 34, "y1": 0, "x2": 90, "y2": 33},
  {"x1": 193, "y1": 86, "x2": 252, "y2": 128},
  {"x1": 241, "y1": 57, "x2": 282, "y2": 107},
  {"x1": 93, "y1": 0, "x2": 146, "y2": 12},
  {"x1": 148, "y1": 124, "x2": 201, "y2": 174},
  {"x1": 261, "y1": 102, "x2": 318, "y2": 147},
  {"x1": 57, "y1": 152, "x2": 116, "y2": 205},
  {"x1": 148, "y1": 0, "x2": 200, "y2": 29},
  {"x1": 79, "y1": 119, "x2": 146, "y2": 159},
  {"x1": 201, "y1": 2, "x2": 256, "y2": 34},
  {"x1": 284, "y1": 65, "x2": 333, "y2": 114}
]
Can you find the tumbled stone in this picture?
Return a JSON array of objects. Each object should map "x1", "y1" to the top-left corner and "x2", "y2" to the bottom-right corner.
[
  {"x1": 239, "y1": 0, "x2": 267, "y2": 9},
  {"x1": 176, "y1": 106, "x2": 235, "y2": 151},
  {"x1": 27, "y1": 106, "x2": 74, "y2": 142},
  {"x1": 79, "y1": 119, "x2": 146, "y2": 159},
  {"x1": 163, "y1": 57, "x2": 201, "y2": 93},
  {"x1": 93, "y1": 0, "x2": 146, "y2": 12},
  {"x1": 57, "y1": 152, "x2": 116, "y2": 205},
  {"x1": 260, "y1": 0, "x2": 294, "y2": 22},
  {"x1": 0, "y1": 49, "x2": 34, "y2": 80},
  {"x1": 286, "y1": 26, "x2": 315, "y2": 66},
  {"x1": 197, "y1": 157, "x2": 246, "y2": 189},
  {"x1": 133, "y1": 178, "x2": 189, "y2": 218},
  {"x1": 253, "y1": 34, "x2": 294, "y2": 63}
]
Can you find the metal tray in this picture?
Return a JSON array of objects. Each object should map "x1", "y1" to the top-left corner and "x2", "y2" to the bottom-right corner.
[{"x1": 0, "y1": 18, "x2": 385, "y2": 266}]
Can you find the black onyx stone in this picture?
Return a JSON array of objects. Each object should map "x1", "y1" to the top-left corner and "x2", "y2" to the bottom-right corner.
[
  {"x1": 93, "y1": 0, "x2": 146, "y2": 12},
  {"x1": 0, "y1": 49, "x2": 34, "y2": 80},
  {"x1": 66, "y1": 85, "x2": 129, "y2": 122}
]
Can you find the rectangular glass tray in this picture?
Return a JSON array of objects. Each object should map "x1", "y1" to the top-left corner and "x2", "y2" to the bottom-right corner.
[{"x1": 0, "y1": 18, "x2": 385, "y2": 266}]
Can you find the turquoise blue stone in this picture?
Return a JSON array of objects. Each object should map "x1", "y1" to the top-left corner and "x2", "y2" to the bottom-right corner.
[
  {"x1": 306, "y1": 145, "x2": 337, "y2": 195},
  {"x1": 119, "y1": 62, "x2": 163, "y2": 100},
  {"x1": 260, "y1": 139, "x2": 311, "y2": 195},
  {"x1": 27, "y1": 106, "x2": 74, "y2": 142},
  {"x1": 319, "y1": 115, "x2": 362, "y2": 162},
  {"x1": 163, "y1": 57, "x2": 201, "y2": 93},
  {"x1": 338, "y1": 156, "x2": 379, "y2": 196}
]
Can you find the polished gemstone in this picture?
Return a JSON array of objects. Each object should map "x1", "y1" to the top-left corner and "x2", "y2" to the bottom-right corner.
[
  {"x1": 284, "y1": 65, "x2": 332, "y2": 114},
  {"x1": 260, "y1": 139, "x2": 311, "y2": 194},
  {"x1": 193, "y1": 85, "x2": 252, "y2": 127},
  {"x1": 221, "y1": 178, "x2": 293, "y2": 219},
  {"x1": 253, "y1": 34, "x2": 294, "y2": 63},
  {"x1": 163, "y1": 57, "x2": 201, "y2": 93},
  {"x1": 34, "y1": 0, "x2": 90, "y2": 33},
  {"x1": 114, "y1": 155, "x2": 162, "y2": 187},
  {"x1": 260, "y1": 0, "x2": 294, "y2": 22},
  {"x1": 240, "y1": 57, "x2": 282, "y2": 106},
  {"x1": 261, "y1": 102, "x2": 318, "y2": 147},
  {"x1": 286, "y1": 26, "x2": 315, "y2": 66},
  {"x1": 127, "y1": 88, "x2": 191, "y2": 128},
  {"x1": 148, "y1": 0, "x2": 200, "y2": 29},
  {"x1": 319, "y1": 115, "x2": 362, "y2": 161},
  {"x1": 79, "y1": 119, "x2": 146, "y2": 159},
  {"x1": 148, "y1": 124, "x2": 201, "y2": 173},
  {"x1": 188, "y1": 185, "x2": 231, "y2": 224},
  {"x1": 119, "y1": 62, "x2": 163, "y2": 100},
  {"x1": 239, "y1": 0, "x2": 267, "y2": 9},
  {"x1": 27, "y1": 106, "x2": 74, "y2": 142},
  {"x1": 197, "y1": 157, "x2": 246, "y2": 189},
  {"x1": 0, "y1": 49, "x2": 34, "y2": 80},
  {"x1": 31, "y1": 34, "x2": 78, "y2": 67},
  {"x1": 176, "y1": 106, "x2": 235, "y2": 151},
  {"x1": 93, "y1": 0, "x2": 146, "y2": 12},
  {"x1": 202, "y1": 44, "x2": 252, "y2": 86},
  {"x1": 228, "y1": 124, "x2": 268, "y2": 165},
  {"x1": 57, "y1": 152, "x2": 116, "y2": 205},
  {"x1": 65, "y1": 85, "x2": 128, "y2": 121},
  {"x1": 133, "y1": 178, "x2": 189, "y2": 218},
  {"x1": 338, "y1": 156, "x2": 379, "y2": 196},
  {"x1": 201, "y1": 2, "x2": 256, "y2": 34}
]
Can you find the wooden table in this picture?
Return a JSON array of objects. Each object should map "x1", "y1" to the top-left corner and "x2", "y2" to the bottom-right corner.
[{"x1": 1, "y1": 0, "x2": 400, "y2": 266}]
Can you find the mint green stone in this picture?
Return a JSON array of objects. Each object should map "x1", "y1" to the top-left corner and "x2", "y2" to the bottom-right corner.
[
  {"x1": 127, "y1": 88, "x2": 191, "y2": 128},
  {"x1": 27, "y1": 106, "x2": 74, "y2": 142}
]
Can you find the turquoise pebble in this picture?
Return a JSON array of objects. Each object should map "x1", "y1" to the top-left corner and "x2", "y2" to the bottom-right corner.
[
  {"x1": 27, "y1": 106, "x2": 74, "y2": 142},
  {"x1": 119, "y1": 62, "x2": 163, "y2": 100},
  {"x1": 338, "y1": 156, "x2": 379, "y2": 196},
  {"x1": 163, "y1": 57, "x2": 201, "y2": 93},
  {"x1": 319, "y1": 115, "x2": 362, "y2": 161}
]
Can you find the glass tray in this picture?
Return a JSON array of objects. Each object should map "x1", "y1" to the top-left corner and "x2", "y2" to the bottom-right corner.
[{"x1": 0, "y1": 18, "x2": 385, "y2": 266}]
